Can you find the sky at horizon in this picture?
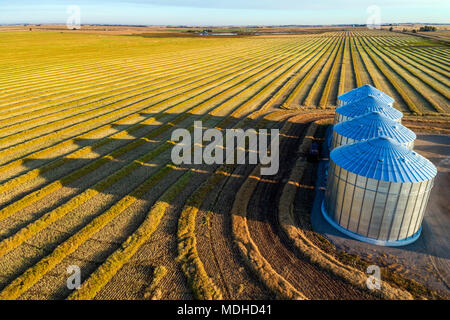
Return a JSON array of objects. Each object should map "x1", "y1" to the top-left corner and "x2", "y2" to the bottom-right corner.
[{"x1": 0, "y1": 0, "x2": 449, "y2": 26}]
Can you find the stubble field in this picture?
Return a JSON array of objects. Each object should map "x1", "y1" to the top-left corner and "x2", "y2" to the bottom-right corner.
[{"x1": 0, "y1": 28, "x2": 448, "y2": 300}]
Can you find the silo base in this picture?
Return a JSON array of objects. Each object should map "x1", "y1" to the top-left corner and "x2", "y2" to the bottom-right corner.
[{"x1": 321, "y1": 201, "x2": 421, "y2": 247}]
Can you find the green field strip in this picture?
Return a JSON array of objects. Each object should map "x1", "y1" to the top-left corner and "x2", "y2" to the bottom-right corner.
[
  {"x1": 415, "y1": 47, "x2": 450, "y2": 64},
  {"x1": 383, "y1": 49, "x2": 450, "y2": 89},
  {"x1": 358, "y1": 37, "x2": 425, "y2": 115},
  {"x1": 0, "y1": 37, "x2": 243, "y2": 73},
  {"x1": 0, "y1": 39, "x2": 284, "y2": 99},
  {"x1": 399, "y1": 48, "x2": 450, "y2": 76},
  {"x1": 365, "y1": 37, "x2": 450, "y2": 100},
  {"x1": 384, "y1": 36, "x2": 450, "y2": 62},
  {"x1": 420, "y1": 48, "x2": 450, "y2": 63},
  {"x1": 374, "y1": 35, "x2": 450, "y2": 79},
  {"x1": 0, "y1": 37, "x2": 295, "y2": 80},
  {"x1": 416, "y1": 48, "x2": 450, "y2": 66},
  {"x1": 376, "y1": 39, "x2": 450, "y2": 84},
  {"x1": 0, "y1": 39, "x2": 298, "y2": 112},
  {"x1": 0, "y1": 34, "x2": 294, "y2": 75},
  {"x1": 0, "y1": 40, "x2": 292, "y2": 123},
  {"x1": 361, "y1": 37, "x2": 446, "y2": 113},
  {"x1": 361, "y1": 33, "x2": 450, "y2": 70}
]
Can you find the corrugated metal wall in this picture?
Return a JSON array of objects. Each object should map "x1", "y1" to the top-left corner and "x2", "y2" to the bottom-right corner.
[
  {"x1": 324, "y1": 160, "x2": 434, "y2": 242},
  {"x1": 331, "y1": 130, "x2": 415, "y2": 150}
]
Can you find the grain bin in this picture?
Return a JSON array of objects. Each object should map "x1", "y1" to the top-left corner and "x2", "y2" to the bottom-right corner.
[
  {"x1": 337, "y1": 84, "x2": 394, "y2": 107},
  {"x1": 331, "y1": 112, "x2": 416, "y2": 150},
  {"x1": 322, "y1": 136, "x2": 437, "y2": 246},
  {"x1": 334, "y1": 95, "x2": 403, "y2": 124}
]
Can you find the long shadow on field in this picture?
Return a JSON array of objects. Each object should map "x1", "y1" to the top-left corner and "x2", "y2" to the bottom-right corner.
[
  {"x1": 0, "y1": 112, "x2": 212, "y2": 212},
  {"x1": 0, "y1": 113, "x2": 286, "y2": 299},
  {"x1": 0, "y1": 112, "x2": 447, "y2": 299},
  {"x1": 3, "y1": 113, "x2": 447, "y2": 261}
]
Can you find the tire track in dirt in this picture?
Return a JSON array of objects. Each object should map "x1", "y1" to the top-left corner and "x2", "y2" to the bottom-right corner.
[
  {"x1": 195, "y1": 124, "x2": 279, "y2": 299},
  {"x1": 245, "y1": 114, "x2": 375, "y2": 299}
]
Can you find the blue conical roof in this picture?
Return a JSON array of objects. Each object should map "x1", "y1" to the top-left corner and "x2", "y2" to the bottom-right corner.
[
  {"x1": 335, "y1": 96, "x2": 403, "y2": 121},
  {"x1": 338, "y1": 84, "x2": 394, "y2": 105},
  {"x1": 333, "y1": 112, "x2": 416, "y2": 144},
  {"x1": 330, "y1": 137, "x2": 436, "y2": 183}
]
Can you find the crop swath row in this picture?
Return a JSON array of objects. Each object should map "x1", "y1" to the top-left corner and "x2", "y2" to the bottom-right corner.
[
  {"x1": 0, "y1": 41, "x2": 307, "y2": 160},
  {"x1": 0, "y1": 38, "x2": 315, "y2": 196},
  {"x1": 0, "y1": 43, "x2": 302, "y2": 146},
  {"x1": 0, "y1": 41, "x2": 280, "y2": 113},
  {"x1": 365, "y1": 36, "x2": 450, "y2": 99},
  {"x1": 0, "y1": 39, "x2": 312, "y2": 221},
  {"x1": 281, "y1": 35, "x2": 340, "y2": 108},
  {"x1": 0, "y1": 36, "x2": 330, "y2": 298},
  {"x1": 360, "y1": 37, "x2": 446, "y2": 113},
  {"x1": 302, "y1": 37, "x2": 344, "y2": 107},
  {"x1": 0, "y1": 45, "x2": 271, "y2": 119},
  {"x1": 0, "y1": 30, "x2": 448, "y2": 300}
]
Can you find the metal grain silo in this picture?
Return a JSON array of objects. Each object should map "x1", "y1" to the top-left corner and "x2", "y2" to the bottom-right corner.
[
  {"x1": 331, "y1": 112, "x2": 416, "y2": 150},
  {"x1": 334, "y1": 95, "x2": 403, "y2": 124},
  {"x1": 322, "y1": 136, "x2": 437, "y2": 246},
  {"x1": 337, "y1": 84, "x2": 394, "y2": 107}
]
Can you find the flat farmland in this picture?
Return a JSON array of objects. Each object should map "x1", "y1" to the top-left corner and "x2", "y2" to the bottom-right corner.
[{"x1": 0, "y1": 29, "x2": 448, "y2": 300}]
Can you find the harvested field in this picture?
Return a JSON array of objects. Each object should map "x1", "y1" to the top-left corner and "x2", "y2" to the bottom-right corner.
[{"x1": 0, "y1": 28, "x2": 448, "y2": 300}]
